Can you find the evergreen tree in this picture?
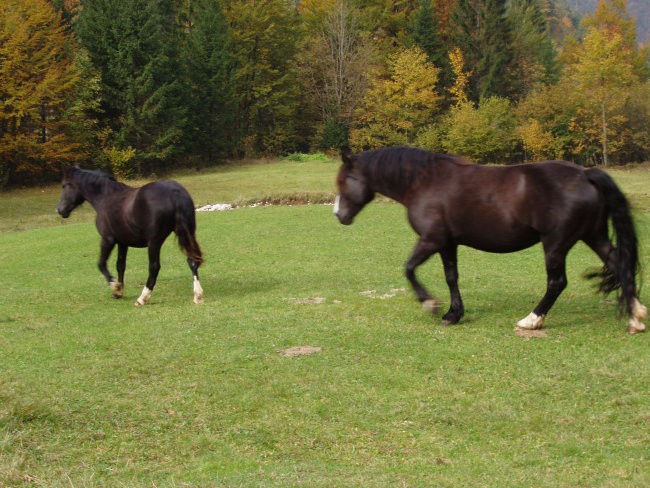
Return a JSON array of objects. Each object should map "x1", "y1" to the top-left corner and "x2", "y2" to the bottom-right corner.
[
  {"x1": 76, "y1": 0, "x2": 188, "y2": 173},
  {"x1": 185, "y1": 0, "x2": 236, "y2": 163},
  {"x1": 507, "y1": 0, "x2": 558, "y2": 93},
  {"x1": 408, "y1": 0, "x2": 451, "y2": 94},
  {"x1": 452, "y1": 0, "x2": 516, "y2": 101},
  {"x1": 225, "y1": 0, "x2": 301, "y2": 156}
]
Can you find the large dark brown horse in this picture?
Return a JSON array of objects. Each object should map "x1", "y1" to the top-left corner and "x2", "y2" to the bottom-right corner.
[
  {"x1": 57, "y1": 168, "x2": 204, "y2": 306},
  {"x1": 334, "y1": 146, "x2": 646, "y2": 334}
]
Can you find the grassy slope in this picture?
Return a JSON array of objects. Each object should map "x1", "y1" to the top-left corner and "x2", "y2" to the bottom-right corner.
[
  {"x1": 0, "y1": 159, "x2": 340, "y2": 233},
  {"x1": 1, "y1": 160, "x2": 649, "y2": 486}
]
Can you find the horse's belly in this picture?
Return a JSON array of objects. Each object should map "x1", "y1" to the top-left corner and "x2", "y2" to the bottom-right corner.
[{"x1": 458, "y1": 228, "x2": 539, "y2": 253}]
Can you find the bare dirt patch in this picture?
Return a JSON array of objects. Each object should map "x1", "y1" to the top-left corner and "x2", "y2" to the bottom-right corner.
[
  {"x1": 360, "y1": 288, "x2": 406, "y2": 300},
  {"x1": 283, "y1": 297, "x2": 327, "y2": 304},
  {"x1": 515, "y1": 328, "x2": 548, "y2": 339},
  {"x1": 279, "y1": 346, "x2": 322, "y2": 357}
]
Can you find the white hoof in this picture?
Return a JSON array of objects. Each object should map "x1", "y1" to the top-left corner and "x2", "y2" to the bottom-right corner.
[
  {"x1": 135, "y1": 287, "x2": 152, "y2": 306},
  {"x1": 627, "y1": 317, "x2": 646, "y2": 334},
  {"x1": 516, "y1": 312, "x2": 545, "y2": 330},
  {"x1": 422, "y1": 299, "x2": 439, "y2": 313},
  {"x1": 632, "y1": 298, "x2": 648, "y2": 320}
]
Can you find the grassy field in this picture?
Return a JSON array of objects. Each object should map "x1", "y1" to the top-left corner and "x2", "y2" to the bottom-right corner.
[{"x1": 1, "y1": 157, "x2": 649, "y2": 486}]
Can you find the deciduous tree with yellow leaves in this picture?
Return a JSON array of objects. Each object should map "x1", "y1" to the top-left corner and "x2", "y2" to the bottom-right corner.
[
  {"x1": 350, "y1": 46, "x2": 441, "y2": 150},
  {"x1": 0, "y1": 0, "x2": 82, "y2": 188}
]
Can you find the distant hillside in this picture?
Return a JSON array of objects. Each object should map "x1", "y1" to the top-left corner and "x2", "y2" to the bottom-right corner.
[{"x1": 564, "y1": 0, "x2": 649, "y2": 44}]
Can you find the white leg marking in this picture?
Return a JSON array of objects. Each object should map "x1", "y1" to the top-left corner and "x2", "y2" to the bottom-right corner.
[
  {"x1": 135, "y1": 287, "x2": 152, "y2": 306},
  {"x1": 193, "y1": 276, "x2": 204, "y2": 305},
  {"x1": 516, "y1": 312, "x2": 545, "y2": 330},
  {"x1": 333, "y1": 195, "x2": 340, "y2": 215},
  {"x1": 632, "y1": 298, "x2": 648, "y2": 320},
  {"x1": 422, "y1": 299, "x2": 439, "y2": 313}
]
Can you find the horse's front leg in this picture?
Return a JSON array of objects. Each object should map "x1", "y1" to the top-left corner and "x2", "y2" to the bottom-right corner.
[
  {"x1": 98, "y1": 238, "x2": 117, "y2": 295},
  {"x1": 110, "y1": 244, "x2": 128, "y2": 298},
  {"x1": 135, "y1": 242, "x2": 162, "y2": 306},
  {"x1": 405, "y1": 238, "x2": 441, "y2": 313},
  {"x1": 440, "y1": 245, "x2": 464, "y2": 325},
  {"x1": 517, "y1": 245, "x2": 568, "y2": 330}
]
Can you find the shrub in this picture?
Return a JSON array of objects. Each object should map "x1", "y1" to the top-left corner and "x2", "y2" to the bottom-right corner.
[{"x1": 444, "y1": 97, "x2": 519, "y2": 163}]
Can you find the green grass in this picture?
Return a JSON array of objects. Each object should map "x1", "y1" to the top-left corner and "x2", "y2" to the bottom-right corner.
[
  {"x1": 1, "y1": 160, "x2": 649, "y2": 486},
  {"x1": 0, "y1": 158, "x2": 340, "y2": 233}
]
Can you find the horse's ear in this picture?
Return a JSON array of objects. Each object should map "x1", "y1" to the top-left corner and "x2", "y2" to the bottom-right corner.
[{"x1": 341, "y1": 147, "x2": 356, "y2": 168}]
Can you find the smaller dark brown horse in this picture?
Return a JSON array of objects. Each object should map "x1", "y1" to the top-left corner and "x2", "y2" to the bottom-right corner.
[
  {"x1": 57, "y1": 168, "x2": 204, "y2": 306},
  {"x1": 334, "y1": 146, "x2": 647, "y2": 333}
]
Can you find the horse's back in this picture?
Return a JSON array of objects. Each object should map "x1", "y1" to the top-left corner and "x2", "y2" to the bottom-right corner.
[{"x1": 413, "y1": 160, "x2": 604, "y2": 252}]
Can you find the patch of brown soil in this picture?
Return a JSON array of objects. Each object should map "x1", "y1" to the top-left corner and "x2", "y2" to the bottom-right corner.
[
  {"x1": 515, "y1": 328, "x2": 548, "y2": 339},
  {"x1": 283, "y1": 297, "x2": 326, "y2": 304},
  {"x1": 279, "y1": 346, "x2": 322, "y2": 357}
]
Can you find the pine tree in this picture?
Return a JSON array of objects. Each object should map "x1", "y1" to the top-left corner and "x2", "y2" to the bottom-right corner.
[
  {"x1": 408, "y1": 0, "x2": 451, "y2": 94},
  {"x1": 451, "y1": 0, "x2": 516, "y2": 101},
  {"x1": 76, "y1": 0, "x2": 188, "y2": 173},
  {"x1": 225, "y1": 0, "x2": 301, "y2": 156},
  {"x1": 185, "y1": 0, "x2": 236, "y2": 163},
  {"x1": 507, "y1": 0, "x2": 558, "y2": 93}
]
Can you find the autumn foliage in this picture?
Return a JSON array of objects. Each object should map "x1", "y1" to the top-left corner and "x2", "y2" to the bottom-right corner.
[
  {"x1": 0, "y1": 0, "x2": 649, "y2": 188},
  {"x1": 0, "y1": 0, "x2": 83, "y2": 187}
]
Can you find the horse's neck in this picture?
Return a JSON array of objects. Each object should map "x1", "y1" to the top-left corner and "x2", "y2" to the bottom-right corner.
[
  {"x1": 83, "y1": 180, "x2": 131, "y2": 209},
  {"x1": 365, "y1": 161, "x2": 449, "y2": 205}
]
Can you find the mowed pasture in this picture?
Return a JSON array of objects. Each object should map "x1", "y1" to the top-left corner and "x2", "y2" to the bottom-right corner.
[{"x1": 1, "y1": 158, "x2": 649, "y2": 487}]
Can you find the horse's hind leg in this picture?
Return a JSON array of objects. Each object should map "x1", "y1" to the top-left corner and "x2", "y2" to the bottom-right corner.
[
  {"x1": 517, "y1": 244, "x2": 568, "y2": 330},
  {"x1": 135, "y1": 242, "x2": 162, "y2": 306},
  {"x1": 405, "y1": 238, "x2": 441, "y2": 313},
  {"x1": 586, "y1": 237, "x2": 647, "y2": 333},
  {"x1": 188, "y1": 258, "x2": 204, "y2": 304},
  {"x1": 440, "y1": 246, "x2": 464, "y2": 325}
]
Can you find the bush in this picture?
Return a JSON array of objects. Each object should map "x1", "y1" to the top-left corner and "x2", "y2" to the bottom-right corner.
[
  {"x1": 444, "y1": 97, "x2": 519, "y2": 163},
  {"x1": 104, "y1": 145, "x2": 137, "y2": 179}
]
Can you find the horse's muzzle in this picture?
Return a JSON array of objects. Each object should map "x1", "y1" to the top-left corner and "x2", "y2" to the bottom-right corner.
[
  {"x1": 57, "y1": 206, "x2": 71, "y2": 218},
  {"x1": 333, "y1": 195, "x2": 354, "y2": 225}
]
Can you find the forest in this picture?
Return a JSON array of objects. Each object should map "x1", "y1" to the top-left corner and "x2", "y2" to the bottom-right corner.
[{"x1": 0, "y1": 0, "x2": 649, "y2": 188}]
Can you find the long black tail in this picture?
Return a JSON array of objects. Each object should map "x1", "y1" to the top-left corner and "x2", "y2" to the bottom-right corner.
[
  {"x1": 174, "y1": 191, "x2": 203, "y2": 266},
  {"x1": 585, "y1": 168, "x2": 638, "y2": 315}
]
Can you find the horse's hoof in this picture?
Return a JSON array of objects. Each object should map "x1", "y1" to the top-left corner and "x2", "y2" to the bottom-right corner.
[
  {"x1": 627, "y1": 317, "x2": 646, "y2": 334},
  {"x1": 422, "y1": 299, "x2": 440, "y2": 314},
  {"x1": 516, "y1": 312, "x2": 545, "y2": 330},
  {"x1": 110, "y1": 281, "x2": 124, "y2": 299},
  {"x1": 441, "y1": 319, "x2": 453, "y2": 326},
  {"x1": 134, "y1": 300, "x2": 143, "y2": 307},
  {"x1": 193, "y1": 295, "x2": 204, "y2": 305}
]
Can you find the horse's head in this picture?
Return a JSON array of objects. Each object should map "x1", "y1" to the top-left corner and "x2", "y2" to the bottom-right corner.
[
  {"x1": 56, "y1": 168, "x2": 85, "y2": 218},
  {"x1": 334, "y1": 151, "x2": 375, "y2": 225}
]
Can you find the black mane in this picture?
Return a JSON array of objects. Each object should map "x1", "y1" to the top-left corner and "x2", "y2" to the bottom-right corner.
[
  {"x1": 65, "y1": 167, "x2": 126, "y2": 194},
  {"x1": 356, "y1": 146, "x2": 469, "y2": 197}
]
